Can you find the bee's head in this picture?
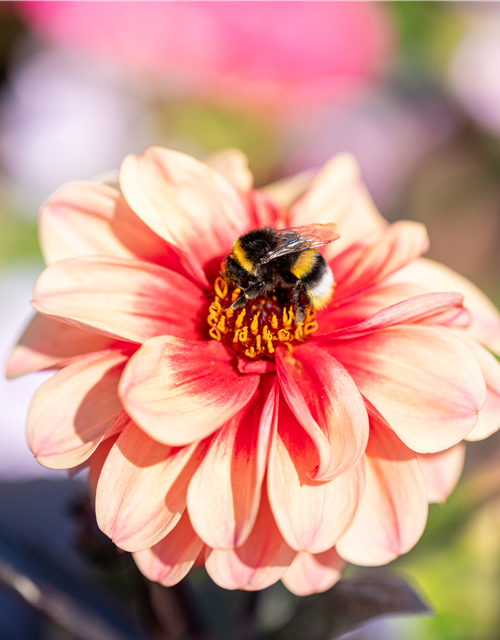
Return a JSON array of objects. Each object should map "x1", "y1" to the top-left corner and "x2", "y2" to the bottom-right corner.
[{"x1": 223, "y1": 255, "x2": 252, "y2": 290}]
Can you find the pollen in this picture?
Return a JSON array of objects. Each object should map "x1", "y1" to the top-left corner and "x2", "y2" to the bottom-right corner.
[{"x1": 206, "y1": 275, "x2": 319, "y2": 360}]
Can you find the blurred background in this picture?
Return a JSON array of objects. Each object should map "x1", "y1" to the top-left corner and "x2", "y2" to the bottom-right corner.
[{"x1": 1, "y1": 2, "x2": 500, "y2": 639}]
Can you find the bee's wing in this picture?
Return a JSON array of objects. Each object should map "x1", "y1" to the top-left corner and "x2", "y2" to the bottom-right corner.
[{"x1": 259, "y1": 223, "x2": 340, "y2": 264}]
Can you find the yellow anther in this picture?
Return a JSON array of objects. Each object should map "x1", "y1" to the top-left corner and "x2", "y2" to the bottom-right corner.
[
  {"x1": 255, "y1": 334, "x2": 262, "y2": 352},
  {"x1": 267, "y1": 339, "x2": 275, "y2": 354},
  {"x1": 282, "y1": 307, "x2": 289, "y2": 326},
  {"x1": 214, "y1": 278, "x2": 228, "y2": 299},
  {"x1": 231, "y1": 288, "x2": 241, "y2": 303},
  {"x1": 238, "y1": 326, "x2": 249, "y2": 343},
  {"x1": 262, "y1": 325, "x2": 270, "y2": 342},
  {"x1": 278, "y1": 329, "x2": 291, "y2": 342},
  {"x1": 294, "y1": 324, "x2": 304, "y2": 341},
  {"x1": 207, "y1": 313, "x2": 219, "y2": 326},
  {"x1": 305, "y1": 307, "x2": 316, "y2": 323},
  {"x1": 304, "y1": 321, "x2": 318, "y2": 336},
  {"x1": 209, "y1": 299, "x2": 222, "y2": 315},
  {"x1": 283, "y1": 306, "x2": 294, "y2": 329},
  {"x1": 235, "y1": 309, "x2": 246, "y2": 329},
  {"x1": 271, "y1": 315, "x2": 279, "y2": 330},
  {"x1": 233, "y1": 329, "x2": 240, "y2": 343},
  {"x1": 225, "y1": 308, "x2": 234, "y2": 319},
  {"x1": 245, "y1": 346, "x2": 256, "y2": 359},
  {"x1": 209, "y1": 327, "x2": 222, "y2": 341},
  {"x1": 288, "y1": 306, "x2": 295, "y2": 323},
  {"x1": 250, "y1": 312, "x2": 260, "y2": 336},
  {"x1": 217, "y1": 315, "x2": 227, "y2": 334}
]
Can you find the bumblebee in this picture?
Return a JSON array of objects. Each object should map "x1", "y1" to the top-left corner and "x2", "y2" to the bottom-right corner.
[{"x1": 223, "y1": 223, "x2": 340, "y2": 322}]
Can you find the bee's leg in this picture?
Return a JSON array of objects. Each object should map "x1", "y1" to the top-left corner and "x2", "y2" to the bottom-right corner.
[
  {"x1": 231, "y1": 291, "x2": 248, "y2": 310},
  {"x1": 291, "y1": 287, "x2": 306, "y2": 323}
]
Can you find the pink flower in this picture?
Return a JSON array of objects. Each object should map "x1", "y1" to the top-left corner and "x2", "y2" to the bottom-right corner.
[
  {"x1": 19, "y1": 2, "x2": 394, "y2": 110},
  {"x1": 7, "y1": 147, "x2": 500, "y2": 595}
]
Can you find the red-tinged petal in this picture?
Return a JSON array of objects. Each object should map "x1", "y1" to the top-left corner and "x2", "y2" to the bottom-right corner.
[
  {"x1": 120, "y1": 336, "x2": 260, "y2": 446},
  {"x1": 417, "y1": 444, "x2": 465, "y2": 504},
  {"x1": 336, "y1": 419, "x2": 428, "y2": 566},
  {"x1": 389, "y1": 257, "x2": 500, "y2": 354},
  {"x1": 324, "y1": 293, "x2": 466, "y2": 341},
  {"x1": 188, "y1": 376, "x2": 277, "y2": 549},
  {"x1": 133, "y1": 511, "x2": 204, "y2": 586},
  {"x1": 27, "y1": 350, "x2": 128, "y2": 469},
  {"x1": 276, "y1": 345, "x2": 368, "y2": 481},
  {"x1": 247, "y1": 190, "x2": 283, "y2": 228},
  {"x1": 330, "y1": 221, "x2": 429, "y2": 303},
  {"x1": 267, "y1": 394, "x2": 365, "y2": 553},
  {"x1": 88, "y1": 434, "x2": 120, "y2": 495},
  {"x1": 6, "y1": 313, "x2": 126, "y2": 379},
  {"x1": 281, "y1": 548, "x2": 345, "y2": 596},
  {"x1": 289, "y1": 154, "x2": 386, "y2": 261},
  {"x1": 326, "y1": 325, "x2": 486, "y2": 453},
  {"x1": 32, "y1": 256, "x2": 205, "y2": 343},
  {"x1": 459, "y1": 335, "x2": 500, "y2": 441},
  {"x1": 96, "y1": 419, "x2": 210, "y2": 552},
  {"x1": 205, "y1": 487, "x2": 296, "y2": 591},
  {"x1": 120, "y1": 147, "x2": 251, "y2": 273},
  {"x1": 205, "y1": 148, "x2": 253, "y2": 193}
]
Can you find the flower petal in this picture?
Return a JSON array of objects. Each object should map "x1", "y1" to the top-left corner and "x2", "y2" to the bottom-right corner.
[
  {"x1": 323, "y1": 292, "x2": 466, "y2": 340},
  {"x1": 6, "y1": 313, "x2": 125, "y2": 379},
  {"x1": 27, "y1": 349, "x2": 128, "y2": 469},
  {"x1": 326, "y1": 325, "x2": 486, "y2": 453},
  {"x1": 336, "y1": 418, "x2": 428, "y2": 566},
  {"x1": 330, "y1": 221, "x2": 429, "y2": 303},
  {"x1": 281, "y1": 548, "x2": 345, "y2": 596},
  {"x1": 205, "y1": 487, "x2": 296, "y2": 591},
  {"x1": 187, "y1": 376, "x2": 276, "y2": 549},
  {"x1": 417, "y1": 443, "x2": 465, "y2": 504},
  {"x1": 32, "y1": 256, "x2": 205, "y2": 343},
  {"x1": 267, "y1": 392, "x2": 365, "y2": 553},
  {"x1": 120, "y1": 146, "x2": 251, "y2": 272},
  {"x1": 96, "y1": 420, "x2": 209, "y2": 552},
  {"x1": 119, "y1": 336, "x2": 260, "y2": 446},
  {"x1": 205, "y1": 148, "x2": 253, "y2": 193},
  {"x1": 289, "y1": 154, "x2": 386, "y2": 260},
  {"x1": 459, "y1": 335, "x2": 500, "y2": 441},
  {"x1": 133, "y1": 511, "x2": 203, "y2": 586},
  {"x1": 276, "y1": 345, "x2": 368, "y2": 481},
  {"x1": 389, "y1": 257, "x2": 500, "y2": 354}
]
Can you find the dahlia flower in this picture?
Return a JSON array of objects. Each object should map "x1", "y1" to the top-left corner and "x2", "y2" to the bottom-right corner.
[{"x1": 7, "y1": 147, "x2": 500, "y2": 595}]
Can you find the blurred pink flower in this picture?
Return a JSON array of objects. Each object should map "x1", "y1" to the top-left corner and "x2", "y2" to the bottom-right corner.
[
  {"x1": 19, "y1": 1, "x2": 394, "y2": 110},
  {"x1": 7, "y1": 147, "x2": 500, "y2": 594}
]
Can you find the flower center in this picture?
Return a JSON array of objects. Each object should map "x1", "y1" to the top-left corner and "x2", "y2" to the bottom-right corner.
[{"x1": 207, "y1": 275, "x2": 318, "y2": 360}]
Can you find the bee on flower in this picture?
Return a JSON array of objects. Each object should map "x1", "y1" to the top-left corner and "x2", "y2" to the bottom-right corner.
[{"x1": 7, "y1": 146, "x2": 500, "y2": 595}]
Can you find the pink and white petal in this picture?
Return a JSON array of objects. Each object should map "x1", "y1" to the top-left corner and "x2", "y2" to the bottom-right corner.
[
  {"x1": 247, "y1": 190, "x2": 283, "y2": 229},
  {"x1": 458, "y1": 335, "x2": 500, "y2": 441},
  {"x1": 326, "y1": 325, "x2": 486, "y2": 453},
  {"x1": 205, "y1": 148, "x2": 253, "y2": 193},
  {"x1": 6, "y1": 313, "x2": 126, "y2": 379},
  {"x1": 87, "y1": 434, "x2": 121, "y2": 495},
  {"x1": 187, "y1": 376, "x2": 276, "y2": 549},
  {"x1": 417, "y1": 444, "x2": 465, "y2": 504},
  {"x1": 336, "y1": 420, "x2": 428, "y2": 566},
  {"x1": 120, "y1": 147, "x2": 252, "y2": 272},
  {"x1": 330, "y1": 221, "x2": 429, "y2": 304},
  {"x1": 205, "y1": 488, "x2": 296, "y2": 591},
  {"x1": 325, "y1": 292, "x2": 466, "y2": 341},
  {"x1": 27, "y1": 349, "x2": 128, "y2": 469},
  {"x1": 133, "y1": 511, "x2": 203, "y2": 587},
  {"x1": 289, "y1": 154, "x2": 386, "y2": 260},
  {"x1": 32, "y1": 256, "x2": 205, "y2": 343},
  {"x1": 267, "y1": 395, "x2": 365, "y2": 554},
  {"x1": 276, "y1": 345, "x2": 368, "y2": 481},
  {"x1": 96, "y1": 421, "x2": 209, "y2": 552},
  {"x1": 389, "y1": 257, "x2": 500, "y2": 354},
  {"x1": 120, "y1": 336, "x2": 260, "y2": 446},
  {"x1": 281, "y1": 548, "x2": 345, "y2": 596}
]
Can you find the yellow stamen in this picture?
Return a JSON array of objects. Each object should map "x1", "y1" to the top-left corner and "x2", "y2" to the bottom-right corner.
[
  {"x1": 235, "y1": 309, "x2": 246, "y2": 329},
  {"x1": 278, "y1": 329, "x2": 291, "y2": 342},
  {"x1": 209, "y1": 327, "x2": 222, "y2": 341},
  {"x1": 225, "y1": 308, "x2": 234, "y2": 319},
  {"x1": 304, "y1": 321, "x2": 318, "y2": 336},
  {"x1": 255, "y1": 334, "x2": 262, "y2": 352},
  {"x1": 217, "y1": 315, "x2": 227, "y2": 334},
  {"x1": 231, "y1": 288, "x2": 241, "y2": 303},
  {"x1": 305, "y1": 307, "x2": 316, "y2": 323},
  {"x1": 245, "y1": 346, "x2": 256, "y2": 359},
  {"x1": 262, "y1": 325, "x2": 271, "y2": 342},
  {"x1": 271, "y1": 315, "x2": 279, "y2": 330},
  {"x1": 233, "y1": 329, "x2": 241, "y2": 343},
  {"x1": 214, "y1": 277, "x2": 228, "y2": 299},
  {"x1": 294, "y1": 324, "x2": 304, "y2": 341},
  {"x1": 238, "y1": 326, "x2": 249, "y2": 343},
  {"x1": 250, "y1": 312, "x2": 261, "y2": 336},
  {"x1": 267, "y1": 339, "x2": 275, "y2": 354}
]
